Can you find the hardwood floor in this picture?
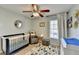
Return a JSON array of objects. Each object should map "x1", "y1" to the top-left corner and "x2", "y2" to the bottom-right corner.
[{"x1": 14, "y1": 44, "x2": 37, "y2": 55}]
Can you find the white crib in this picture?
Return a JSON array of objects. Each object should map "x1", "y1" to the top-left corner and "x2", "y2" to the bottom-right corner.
[{"x1": 1, "y1": 33, "x2": 29, "y2": 55}]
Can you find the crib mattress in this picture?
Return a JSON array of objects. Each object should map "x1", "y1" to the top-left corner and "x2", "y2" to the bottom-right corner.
[{"x1": 64, "y1": 38, "x2": 79, "y2": 46}]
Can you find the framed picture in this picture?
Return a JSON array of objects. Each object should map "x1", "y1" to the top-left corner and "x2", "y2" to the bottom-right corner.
[
  {"x1": 39, "y1": 22, "x2": 45, "y2": 27},
  {"x1": 67, "y1": 17, "x2": 72, "y2": 28}
]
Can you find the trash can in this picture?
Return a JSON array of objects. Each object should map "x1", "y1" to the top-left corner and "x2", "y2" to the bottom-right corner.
[{"x1": 42, "y1": 39, "x2": 50, "y2": 46}]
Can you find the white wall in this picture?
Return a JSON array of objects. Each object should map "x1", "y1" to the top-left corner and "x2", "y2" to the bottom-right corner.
[
  {"x1": 0, "y1": 7, "x2": 31, "y2": 52},
  {"x1": 31, "y1": 17, "x2": 49, "y2": 38},
  {"x1": 68, "y1": 5, "x2": 79, "y2": 37},
  {"x1": 0, "y1": 7, "x2": 32, "y2": 36}
]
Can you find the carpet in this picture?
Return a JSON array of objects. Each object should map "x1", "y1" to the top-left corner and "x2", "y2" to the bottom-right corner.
[{"x1": 26, "y1": 43, "x2": 59, "y2": 55}]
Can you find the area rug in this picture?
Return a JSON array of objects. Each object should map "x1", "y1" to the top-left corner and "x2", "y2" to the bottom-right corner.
[{"x1": 26, "y1": 43, "x2": 59, "y2": 55}]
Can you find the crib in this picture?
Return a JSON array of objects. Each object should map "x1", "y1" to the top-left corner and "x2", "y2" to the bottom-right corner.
[
  {"x1": 1, "y1": 33, "x2": 29, "y2": 55},
  {"x1": 63, "y1": 38, "x2": 79, "y2": 55}
]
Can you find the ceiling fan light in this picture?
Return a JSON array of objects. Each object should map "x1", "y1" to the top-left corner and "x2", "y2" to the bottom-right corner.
[{"x1": 33, "y1": 12, "x2": 39, "y2": 16}]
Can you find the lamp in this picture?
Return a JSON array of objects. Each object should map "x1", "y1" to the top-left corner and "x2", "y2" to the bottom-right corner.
[{"x1": 40, "y1": 34, "x2": 44, "y2": 37}]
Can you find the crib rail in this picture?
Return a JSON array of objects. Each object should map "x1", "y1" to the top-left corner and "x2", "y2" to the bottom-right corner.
[{"x1": 1, "y1": 33, "x2": 29, "y2": 55}]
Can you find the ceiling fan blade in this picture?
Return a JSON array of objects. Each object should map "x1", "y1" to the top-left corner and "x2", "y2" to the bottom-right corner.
[
  {"x1": 23, "y1": 11, "x2": 32, "y2": 13},
  {"x1": 31, "y1": 15, "x2": 34, "y2": 17},
  {"x1": 40, "y1": 9, "x2": 50, "y2": 12},
  {"x1": 38, "y1": 13, "x2": 43, "y2": 17},
  {"x1": 32, "y1": 4, "x2": 39, "y2": 12}
]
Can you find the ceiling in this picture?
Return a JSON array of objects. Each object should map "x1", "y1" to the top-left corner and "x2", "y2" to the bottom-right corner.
[{"x1": 0, "y1": 4, "x2": 73, "y2": 17}]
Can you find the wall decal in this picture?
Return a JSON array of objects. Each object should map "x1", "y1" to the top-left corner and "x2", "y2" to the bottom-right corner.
[
  {"x1": 74, "y1": 20, "x2": 78, "y2": 29},
  {"x1": 75, "y1": 10, "x2": 79, "y2": 23}
]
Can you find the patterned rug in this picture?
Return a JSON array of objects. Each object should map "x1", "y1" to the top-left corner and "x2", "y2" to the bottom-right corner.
[{"x1": 26, "y1": 43, "x2": 59, "y2": 55}]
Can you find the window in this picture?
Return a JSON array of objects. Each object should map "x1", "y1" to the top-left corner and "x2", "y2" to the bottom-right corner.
[{"x1": 50, "y1": 20, "x2": 59, "y2": 39}]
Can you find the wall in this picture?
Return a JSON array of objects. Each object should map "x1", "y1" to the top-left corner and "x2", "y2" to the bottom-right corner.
[
  {"x1": 0, "y1": 7, "x2": 31, "y2": 52},
  {"x1": 31, "y1": 17, "x2": 49, "y2": 38},
  {"x1": 31, "y1": 16, "x2": 57, "y2": 38},
  {"x1": 68, "y1": 5, "x2": 79, "y2": 37}
]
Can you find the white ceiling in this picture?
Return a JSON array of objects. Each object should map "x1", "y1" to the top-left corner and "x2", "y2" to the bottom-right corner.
[{"x1": 0, "y1": 4, "x2": 73, "y2": 17}]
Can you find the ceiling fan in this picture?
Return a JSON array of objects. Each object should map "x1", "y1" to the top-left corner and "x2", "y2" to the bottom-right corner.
[{"x1": 22, "y1": 4, "x2": 50, "y2": 17}]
